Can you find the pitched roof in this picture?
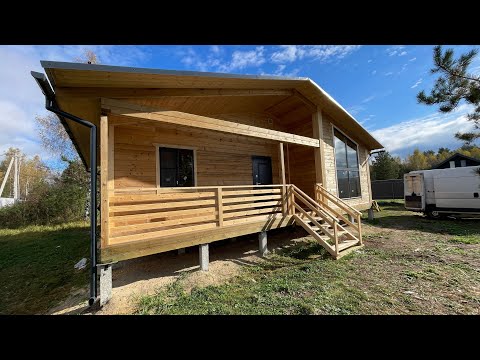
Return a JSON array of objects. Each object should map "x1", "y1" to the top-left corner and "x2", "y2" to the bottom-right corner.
[{"x1": 432, "y1": 152, "x2": 480, "y2": 169}]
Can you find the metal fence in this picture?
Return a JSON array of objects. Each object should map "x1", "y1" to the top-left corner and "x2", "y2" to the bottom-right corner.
[{"x1": 371, "y1": 179, "x2": 404, "y2": 199}]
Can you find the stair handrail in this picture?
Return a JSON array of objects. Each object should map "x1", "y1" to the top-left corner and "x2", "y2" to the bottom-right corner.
[
  {"x1": 291, "y1": 184, "x2": 353, "y2": 234},
  {"x1": 315, "y1": 183, "x2": 362, "y2": 216}
]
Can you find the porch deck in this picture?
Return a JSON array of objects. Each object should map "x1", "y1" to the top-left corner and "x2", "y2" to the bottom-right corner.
[
  {"x1": 101, "y1": 183, "x2": 363, "y2": 262},
  {"x1": 102, "y1": 184, "x2": 294, "y2": 262}
]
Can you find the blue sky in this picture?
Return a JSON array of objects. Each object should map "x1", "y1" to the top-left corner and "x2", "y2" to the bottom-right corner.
[{"x1": 1, "y1": 45, "x2": 479, "y2": 168}]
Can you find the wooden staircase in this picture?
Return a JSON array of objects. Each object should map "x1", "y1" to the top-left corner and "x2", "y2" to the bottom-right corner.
[{"x1": 288, "y1": 184, "x2": 363, "y2": 259}]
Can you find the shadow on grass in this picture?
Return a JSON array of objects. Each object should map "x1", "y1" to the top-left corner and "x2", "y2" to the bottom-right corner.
[{"x1": 0, "y1": 224, "x2": 90, "y2": 315}]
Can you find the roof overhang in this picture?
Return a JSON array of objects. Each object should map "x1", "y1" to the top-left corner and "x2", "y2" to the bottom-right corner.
[{"x1": 39, "y1": 60, "x2": 384, "y2": 167}]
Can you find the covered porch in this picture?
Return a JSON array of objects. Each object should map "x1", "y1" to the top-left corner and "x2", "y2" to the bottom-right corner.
[{"x1": 99, "y1": 98, "x2": 362, "y2": 263}]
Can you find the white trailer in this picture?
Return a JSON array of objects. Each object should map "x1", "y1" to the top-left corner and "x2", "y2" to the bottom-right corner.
[{"x1": 404, "y1": 166, "x2": 480, "y2": 219}]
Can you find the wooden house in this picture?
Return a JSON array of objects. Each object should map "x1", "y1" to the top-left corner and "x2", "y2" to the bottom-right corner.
[{"x1": 35, "y1": 61, "x2": 384, "y2": 265}]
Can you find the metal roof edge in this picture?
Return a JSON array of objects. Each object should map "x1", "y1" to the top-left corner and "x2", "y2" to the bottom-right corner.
[{"x1": 40, "y1": 60, "x2": 309, "y2": 82}]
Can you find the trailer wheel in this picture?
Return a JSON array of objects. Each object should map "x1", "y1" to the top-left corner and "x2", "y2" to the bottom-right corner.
[{"x1": 425, "y1": 209, "x2": 445, "y2": 219}]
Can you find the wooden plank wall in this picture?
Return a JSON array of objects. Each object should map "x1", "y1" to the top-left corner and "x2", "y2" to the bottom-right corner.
[
  {"x1": 111, "y1": 115, "x2": 280, "y2": 189},
  {"x1": 285, "y1": 116, "x2": 316, "y2": 198}
]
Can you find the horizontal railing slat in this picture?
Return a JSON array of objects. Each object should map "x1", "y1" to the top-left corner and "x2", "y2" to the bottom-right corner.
[
  {"x1": 108, "y1": 184, "x2": 290, "y2": 246},
  {"x1": 110, "y1": 199, "x2": 216, "y2": 213}
]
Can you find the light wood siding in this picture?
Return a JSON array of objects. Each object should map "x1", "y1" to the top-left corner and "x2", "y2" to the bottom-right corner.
[
  {"x1": 322, "y1": 115, "x2": 371, "y2": 209},
  {"x1": 112, "y1": 115, "x2": 280, "y2": 189},
  {"x1": 285, "y1": 116, "x2": 316, "y2": 198}
]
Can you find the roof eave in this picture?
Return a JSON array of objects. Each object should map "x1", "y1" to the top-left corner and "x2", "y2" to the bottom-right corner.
[{"x1": 307, "y1": 79, "x2": 384, "y2": 150}]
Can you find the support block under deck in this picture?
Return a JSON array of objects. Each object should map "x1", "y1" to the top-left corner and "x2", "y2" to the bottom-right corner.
[{"x1": 199, "y1": 243, "x2": 209, "y2": 271}]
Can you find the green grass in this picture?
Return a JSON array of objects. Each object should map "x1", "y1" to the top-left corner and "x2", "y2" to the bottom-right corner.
[
  {"x1": 449, "y1": 235, "x2": 480, "y2": 244},
  {"x1": 0, "y1": 222, "x2": 89, "y2": 314},
  {"x1": 136, "y1": 201, "x2": 480, "y2": 315}
]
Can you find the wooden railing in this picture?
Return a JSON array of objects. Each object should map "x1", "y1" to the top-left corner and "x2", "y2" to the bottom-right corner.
[
  {"x1": 108, "y1": 185, "x2": 287, "y2": 245},
  {"x1": 290, "y1": 184, "x2": 356, "y2": 257},
  {"x1": 105, "y1": 183, "x2": 362, "y2": 249},
  {"x1": 314, "y1": 183, "x2": 362, "y2": 245}
]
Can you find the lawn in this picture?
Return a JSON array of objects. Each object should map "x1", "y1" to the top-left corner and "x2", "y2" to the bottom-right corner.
[
  {"x1": 0, "y1": 222, "x2": 89, "y2": 315},
  {"x1": 136, "y1": 201, "x2": 480, "y2": 315}
]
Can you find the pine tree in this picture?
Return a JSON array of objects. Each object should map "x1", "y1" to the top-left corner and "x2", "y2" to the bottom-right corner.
[
  {"x1": 370, "y1": 151, "x2": 401, "y2": 180},
  {"x1": 417, "y1": 45, "x2": 480, "y2": 145}
]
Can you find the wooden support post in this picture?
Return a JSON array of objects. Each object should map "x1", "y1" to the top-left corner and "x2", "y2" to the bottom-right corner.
[
  {"x1": 333, "y1": 222, "x2": 339, "y2": 258},
  {"x1": 312, "y1": 108, "x2": 327, "y2": 205},
  {"x1": 279, "y1": 143, "x2": 287, "y2": 216},
  {"x1": 286, "y1": 144, "x2": 291, "y2": 184},
  {"x1": 356, "y1": 214, "x2": 363, "y2": 245},
  {"x1": 100, "y1": 116, "x2": 109, "y2": 249},
  {"x1": 217, "y1": 187, "x2": 223, "y2": 227},
  {"x1": 288, "y1": 185, "x2": 295, "y2": 215}
]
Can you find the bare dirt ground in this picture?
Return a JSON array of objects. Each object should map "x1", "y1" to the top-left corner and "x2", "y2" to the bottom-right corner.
[{"x1": 50, "y1": 228, "x2": 309, "y2": 315}]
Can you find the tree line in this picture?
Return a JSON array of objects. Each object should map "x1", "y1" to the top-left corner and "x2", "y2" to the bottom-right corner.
[
  {"x1": 370, "y1": 145, "x2": 480, "y2": 181},
  {"x1": 0, "y1": 50, "x2": 96, "y2": 228}
]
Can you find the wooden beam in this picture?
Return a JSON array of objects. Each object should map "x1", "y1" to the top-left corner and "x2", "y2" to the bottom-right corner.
[
  {"x1": 100, "y1": 116, "x2": 109, "y2": 249},
  {"x1": 312, "y1": 109, "x2": 327, "y2": 186},
  {"x1": 293, "y1": 89, "x2": 317, "y2": 112},
  {"x1": 56, "y1": 87, "x2": 293, "y2": 99},
  {"x1": 101, "y1": 98, "x2": 320, "y2": 148}
]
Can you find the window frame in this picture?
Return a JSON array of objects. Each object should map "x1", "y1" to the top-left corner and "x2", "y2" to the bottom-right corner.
[
  {"x1": 332, "y1": 125, "x2": 362, "y2": 199},
  {"x1": 154, "y1": 144, "x2": 198, "y2": 188}
]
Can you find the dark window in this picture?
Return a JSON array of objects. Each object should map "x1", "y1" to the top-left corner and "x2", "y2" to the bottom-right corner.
[
  {"x1": 334, "y1": 129, "x2": 361, "y2": 198},
  {"x1": 159, "y1": 147, "x2": 194, "y2": 187}
]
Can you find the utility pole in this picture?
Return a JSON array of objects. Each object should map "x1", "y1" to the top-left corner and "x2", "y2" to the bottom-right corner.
[
  {"x1": 0, "y1": 156, "x2": 14, "y2": 198},
  {"x1": 13, "y1": 155, "x2": 19, "y2": 200}
]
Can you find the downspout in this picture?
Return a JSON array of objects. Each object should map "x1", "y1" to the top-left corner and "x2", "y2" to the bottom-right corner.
[{"x1": 31, "y1": 71, "x2": 98, "y2": 306}]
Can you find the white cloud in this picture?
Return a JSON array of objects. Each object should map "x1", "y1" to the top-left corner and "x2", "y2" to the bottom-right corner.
[
  {"x1": 398, "y1": 63, "x2": 409, "y2": 74},
  {"x1": 368, "y1": 59, "x2": 373, "y2": 63},
  {"x1": 270, "y1": 45, "x2": 302, "y2": 63},
  {"x1": 372, "y1": 70, "x2": 377, "y2": 75},
  {"x1": 270, "y1": 45, "x2": 361, "y2": 64},
  {"x1": 0, "y1": 45, "x2": 150, "y2": 165},
  {"x1": 385, "y1": 71, "x2": 394, "y2": 76},
  {"x1": 359, "y1": 114, "x2": 376, "y2": 125},
  {"x1": 210, "y1": 45, "x2": 221, "y2": 54},
  {"x1": 409, "y1": 57, "x2": 417, "y2": 62},
  {"x1": 361, "y1": 95, "x2": 376, "y2": 104},
  {"x1": 218, "y1": 46, "x2": 266, "y2": 72},
  {"x1": 411, "y1": 78, "x2": 423, "y2": 89},
  {"x1": 347, "y1": 105, "x2": 366, "y2": 116},
  {"x1": 386, "y1": 45, "x2": 406, "y2": 56},
  {"x1": 260, "y1": 65, "x2": 300, "y2": 78},
  {"x1": 372, "y1": 105, "x2": 474, "y2": 155}
]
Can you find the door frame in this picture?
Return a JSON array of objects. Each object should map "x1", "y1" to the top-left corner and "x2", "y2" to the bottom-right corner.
[{"x1": 154, "y1": 144, "x2": 198, "y2": 187}]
